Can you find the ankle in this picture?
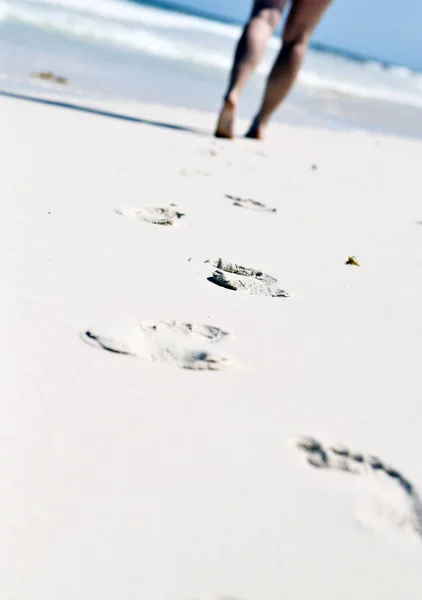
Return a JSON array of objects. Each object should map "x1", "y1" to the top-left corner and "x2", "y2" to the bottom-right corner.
[
  {"x1": 252, "y1": 114, "x2": 268, "y2": 130},
  {"x1": 224, "y1": 93, "x2": 239, "y2": 109},
  {"x1": 246, "y1": 114, "x2": 268, "y2": 140}
]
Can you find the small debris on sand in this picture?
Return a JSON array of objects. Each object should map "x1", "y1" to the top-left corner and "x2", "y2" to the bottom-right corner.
[
  {"x1": 345, "y1": 256, "x2": 360, "y2": 266},
  {"x1": 31, "y1": 71, "x2": 69, "y2": 85}
]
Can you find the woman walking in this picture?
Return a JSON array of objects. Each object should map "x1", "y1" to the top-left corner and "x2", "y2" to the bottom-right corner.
[{"x1": 215, "y1": 0, "x2": 333, "y2": 139}]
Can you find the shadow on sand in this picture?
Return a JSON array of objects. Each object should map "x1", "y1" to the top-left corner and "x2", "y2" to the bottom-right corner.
[{"x1": 0, "y1": 90, "x2": 209, "y2": 136}]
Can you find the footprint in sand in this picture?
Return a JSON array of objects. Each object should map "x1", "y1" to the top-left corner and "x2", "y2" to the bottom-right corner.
[
  {"x1": 114, "y1": 204, "x2": 184, "y2": 226},
  {"x1": 82, "y1": 321, "x2": 232, "y2": 371},
  {"x1": 206, "y1": 258, "x2": 289, "y2": 298},
  {"x1": 225, "y1": 194, "x2": 276, "y2": 213},
  {"x1": 295, "y1": 436, "x2": 422, "y2": 539}
]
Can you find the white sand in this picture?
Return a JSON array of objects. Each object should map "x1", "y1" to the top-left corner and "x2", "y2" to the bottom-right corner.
[{"x1": 1, "y1": 92, "x2": 422, "y2": 599}]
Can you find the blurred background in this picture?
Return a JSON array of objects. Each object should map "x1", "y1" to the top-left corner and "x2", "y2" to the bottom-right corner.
[{"x1": 1, "y1": 0, "x2": 422, "y2": 136}]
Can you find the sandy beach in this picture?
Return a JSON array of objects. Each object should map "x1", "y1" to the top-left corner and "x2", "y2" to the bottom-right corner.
[{"x1": 2, "y1": 90, "x2": 422, "y2": 599}]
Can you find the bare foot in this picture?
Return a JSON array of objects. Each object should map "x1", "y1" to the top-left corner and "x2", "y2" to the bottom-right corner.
[
  {"x1": 245, "y1": 116, "x2": 266, "y2": 140},
  {"x1": 214, "y1": 99, "x2": 236, "y2": 139}
]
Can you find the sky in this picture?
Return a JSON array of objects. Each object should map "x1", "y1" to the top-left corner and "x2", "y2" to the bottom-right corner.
[{"x1": 146, "y1": 0, "x2": 422, "y2": 70}]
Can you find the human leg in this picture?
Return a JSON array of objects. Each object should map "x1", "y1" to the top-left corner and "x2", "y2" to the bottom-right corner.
[
  {"x1": 215, "y1": 0, "x2": 287, "y2": 138},
  {"x1": 246, "y1": 0, "x2": 332, "y2": 139}
]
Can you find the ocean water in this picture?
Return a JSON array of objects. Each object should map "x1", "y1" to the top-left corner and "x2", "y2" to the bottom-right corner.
[{"x1": 1, "y1": 0, "x2": 422, "y2": 136}]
